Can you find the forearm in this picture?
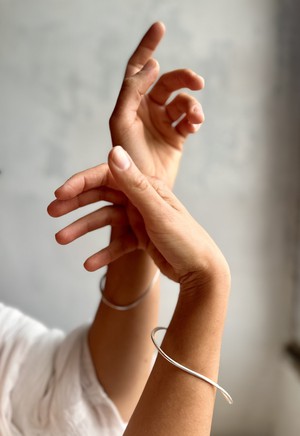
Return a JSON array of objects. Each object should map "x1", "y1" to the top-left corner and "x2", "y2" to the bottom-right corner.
[
  {"x1": 124, "y1": 274, "x2": 230, "y2": 436},
  {"x1": 88, "y1": 245, "x2": 159, "y2": 421},
  {"x1": 49, "y1": 145, "x2": 229, "y2": 432}
]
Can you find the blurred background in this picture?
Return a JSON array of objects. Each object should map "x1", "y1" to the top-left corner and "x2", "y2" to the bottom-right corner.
[{"x1": 0, "y1": 0, "x2": 299, "y2": 434}]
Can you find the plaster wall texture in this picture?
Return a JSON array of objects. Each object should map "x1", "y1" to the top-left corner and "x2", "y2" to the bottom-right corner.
[{"x1": 0, "y1": 0, "x2": 299, "y2": 434}]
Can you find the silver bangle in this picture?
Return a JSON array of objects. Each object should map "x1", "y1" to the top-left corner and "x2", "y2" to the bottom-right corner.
[
  {"x1": 151, "y1": 327, "x2": 233, "y2": 405},
  {"x1": 100, "y1": 269, "x2": 160, "y2": 311}
]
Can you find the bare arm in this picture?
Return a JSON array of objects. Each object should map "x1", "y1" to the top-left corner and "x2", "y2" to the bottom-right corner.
[
  {"x1": 49, "y1": 22, "x2": 205, "y2": 421},
  {"x1": 125, "y1": 279, "x2": 229, "y2": 435},
  {"x1": 107, "y1": 147, "x2": 231, "y2": 435},
  {"x1": 88, "y1": 251, "x2": 159, "y2": 421},
  {"x1": 49, "y1": 146, "x2": 231, "y2": 434}
]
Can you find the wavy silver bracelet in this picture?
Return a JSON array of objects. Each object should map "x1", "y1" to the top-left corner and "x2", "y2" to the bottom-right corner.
[
  {"x1": 151, "y1": 326, "x2": 233, "y2": 405},
  {"x1": 100, "y1": 269, "x2": 160, "y2": 311}
]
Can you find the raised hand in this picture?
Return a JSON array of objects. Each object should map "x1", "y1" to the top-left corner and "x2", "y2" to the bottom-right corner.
[
  {"x1": 110, "y1": 22, "x2": 205, "y2": 187},
  {"x1": 48, "y1": 147, "x2": 229, "y2": 286}
]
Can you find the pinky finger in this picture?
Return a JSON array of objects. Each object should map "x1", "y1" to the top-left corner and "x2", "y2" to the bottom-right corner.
[{"x1": 84, "y1": 232, "x2": 139, "y2": 272}]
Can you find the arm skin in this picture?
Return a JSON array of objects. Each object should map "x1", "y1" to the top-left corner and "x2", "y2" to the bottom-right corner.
[
  {"x1": 49, "y1": 22, "x2": 205, "y2": 421},
  {"x1": 48, "y1": 146, "x2": 231, "y2": 435}
]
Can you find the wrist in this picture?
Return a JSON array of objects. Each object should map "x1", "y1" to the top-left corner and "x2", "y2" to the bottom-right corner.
[{"x1": 179, "y1": 261, "x2": 231, "y2": 301}]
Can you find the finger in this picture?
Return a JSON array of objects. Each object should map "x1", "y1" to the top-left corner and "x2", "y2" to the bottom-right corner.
[
  {"x1": 48, "y1": 187, "x2": 127, "y2": 218},
  {"x1": 84, "y1": 232, "x2": 139, "y2": 272},
  {"x1": 125, "y1": 21, "x2": 165, "y2": 77},
  {"x1": 108, "y1": 146, "x2": 182, "y2": 219},
  {"x1": 149, "y1": 69, "x2": 204, "y2": 105},
  {"x1": 54, "y1": 163, "x2": 115, "y2": 201},
  {"x1": 165, "y1": 93, "x2": 204, "y2": 124},
  {"x1": 175, "y1": 116, "x2": 202, "y2": 138},
  {"x1": 110, "y1": 58, "x2": 159, "y2": 124},
  {"x1": 55, "y1": 206, "x2": 128, "y2": 245}
]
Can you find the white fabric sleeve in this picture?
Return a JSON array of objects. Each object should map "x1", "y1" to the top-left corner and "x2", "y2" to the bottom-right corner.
[{"x1": 0, "y1": 303, "x2": 126, "y2": 436}]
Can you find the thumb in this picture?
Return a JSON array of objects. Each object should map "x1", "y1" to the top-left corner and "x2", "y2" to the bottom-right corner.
[{"x1": 108, "y1": 146, "x2": 165, "y2": 218}]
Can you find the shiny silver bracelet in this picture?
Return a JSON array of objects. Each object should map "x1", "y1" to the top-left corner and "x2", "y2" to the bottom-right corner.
[
  {"x1": 151, "y1": 326, "x2": 233, "y2": 405},
  {"x1": 100, "y1": 269, "x2": 160, "y2": 311}
]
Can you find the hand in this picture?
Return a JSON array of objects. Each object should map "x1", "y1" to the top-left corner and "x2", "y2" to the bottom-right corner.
[
  {"x1": 48, "y1": 147, "x2": 229, "y2": 288},
  {"x1": 110, "y1": 22, "x2": 205, "y2": 187}
]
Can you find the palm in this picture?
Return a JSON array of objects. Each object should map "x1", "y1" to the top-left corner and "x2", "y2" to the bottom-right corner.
[
  {"x1": 122, "y1": 97, "x2": 183, "y2": 184},
  {"x1": 109, "y1": 22, "x2": 204, "y2": 187}
]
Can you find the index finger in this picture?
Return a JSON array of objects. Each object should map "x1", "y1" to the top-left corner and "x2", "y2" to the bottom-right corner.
[
  {"x1": 149, "y1": 69, "x2": 205, "y2": 105},
  {"x1": 125, "y1": 21, "x2": 165, "y2": 77},
  {"x1": 53, "y1": 163, "x2": 117, "y2": 201}
]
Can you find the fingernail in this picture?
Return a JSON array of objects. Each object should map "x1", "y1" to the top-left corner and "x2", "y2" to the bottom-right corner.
[
  {"x1": 112, "y1": 146, "x2": 131, "y2": 170},
  {"x1": 192, "y1": 123, "x2": 201, "y2": 131}
]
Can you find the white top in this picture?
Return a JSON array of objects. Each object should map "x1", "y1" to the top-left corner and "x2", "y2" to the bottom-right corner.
[{"x1": 0, "y1": 303, "x2": 126, "y2": 435}]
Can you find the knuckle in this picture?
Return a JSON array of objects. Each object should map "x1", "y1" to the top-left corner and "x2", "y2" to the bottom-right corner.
[
  {"x1": 122, "y1": 76, "x2": 137, "y2": 92},
  {"x1": 109, "y1": 113, "x2": 117, "y2": 127},
  {"x1": 124, "y1": 79, "x2": 142, "y2": 103},
  {"x1": 132, "y1": 174, "x2": 149, "y2": 193},
  {"x1": 149, "y1": 176, "x2": 166, "y2": 191},
  {"x1": 182, "y1": 68, "x2": 194, "y2": 76},
  {"x1": 150, "y1": 178, "x2": 181, "y2": 212},
  {"x1": 152, "y1": 179, "x2": 171, "y2": 200},
  {"x1": 109, "y1": 112, "x2": 127, "y2": 131},
  {"x1": 179, "y1": 69, "x2": 195, "y2": 86},
  {"x1": 178, "y1": 91, "x2": 190, "y2": 100},
  {"x1": 156, "y1": 184, "x2": 173, "y2": 204},
  {"x1": 153, "y1": 177, "x2": 167, "y2": 192},
  {"x1": 109, "y1": 77, "x2": 141, "y2": 124}
]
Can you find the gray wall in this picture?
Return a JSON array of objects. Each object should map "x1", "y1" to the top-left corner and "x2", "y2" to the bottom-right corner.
[{"x1": 1, "y1": 1, "x2": 299, "y2": 434}]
